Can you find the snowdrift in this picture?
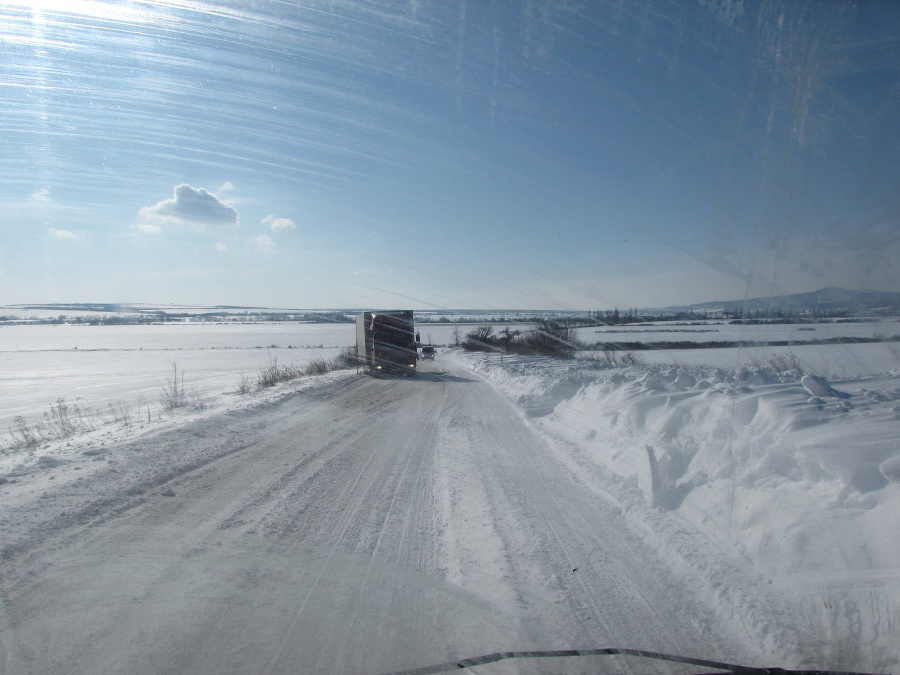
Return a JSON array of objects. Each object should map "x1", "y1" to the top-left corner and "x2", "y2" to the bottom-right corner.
[{"x1": 463, "y1": 350, "x2": 900, "y2": 671}]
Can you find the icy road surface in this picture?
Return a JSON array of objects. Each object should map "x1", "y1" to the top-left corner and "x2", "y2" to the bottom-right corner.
[{"x1": 1, "y1": 359, "x2": 751, "y2": 674}]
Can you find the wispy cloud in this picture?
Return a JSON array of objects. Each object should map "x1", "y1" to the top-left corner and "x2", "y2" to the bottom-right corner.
[
  {"x1": 214, "y1": 242, "x2": 228, "y2": 252},
  {"x1": 129, "y1": 223, "x2": 162, "y2": 234},
  {"x1": 30, "y1": 189, "x2": 51, "y2": 202},
  {"x1": 262, "y1": 214, "x2": 296, "y2": 231},
  {"x1": 251, "y1": 234, "x2": 274, "y2": 250},
  {"x1": 47, "y1": 228, "x2": 77, "y2": 239},
  {"x1": 139, "y1": 184, "x2": 238, "y2": 227}
]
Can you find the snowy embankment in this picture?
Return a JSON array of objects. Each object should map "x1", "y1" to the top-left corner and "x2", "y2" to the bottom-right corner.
[
  {"x1": 0, "y1": 369, "x2": 360, "y2": 519},
  {"x1": 455, "y1": 347, "x2": 900, "y2": 670}
]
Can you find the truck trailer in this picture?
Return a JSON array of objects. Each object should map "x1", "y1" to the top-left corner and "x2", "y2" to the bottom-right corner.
[{"x1": 356, "y1": 311, "x2": 418, "y2": 374}]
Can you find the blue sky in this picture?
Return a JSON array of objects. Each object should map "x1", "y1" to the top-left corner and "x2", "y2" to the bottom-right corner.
[{"x1": 2, "y1": 0, "x2": 898, "y2": 310}]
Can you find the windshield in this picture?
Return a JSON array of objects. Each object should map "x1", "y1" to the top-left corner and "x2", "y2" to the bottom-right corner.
[{"x1": 1, "y1": 2, "x2": 898, "y2": 674}]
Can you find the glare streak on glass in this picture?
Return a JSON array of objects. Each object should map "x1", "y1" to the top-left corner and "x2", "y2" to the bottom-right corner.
[
  {"x1": 3, "y1": 2, "x2": 440, "y2": 192},
  {"x1": 0, "y1": 0, "x2": 898, "y2": 307}
]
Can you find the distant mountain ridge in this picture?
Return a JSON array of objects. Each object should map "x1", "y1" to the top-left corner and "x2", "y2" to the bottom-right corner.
[{"x1": 680, "y1": 287, "x2": 900, "y2": 313}]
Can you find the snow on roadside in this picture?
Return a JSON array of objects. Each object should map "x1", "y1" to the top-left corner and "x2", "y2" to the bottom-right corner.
[
  {"x1": 454, "y1": 348, "x2": 900, "y2": 671},
  {"x1": 0, "y1": 369, "x2": 359, "y2": 512}
]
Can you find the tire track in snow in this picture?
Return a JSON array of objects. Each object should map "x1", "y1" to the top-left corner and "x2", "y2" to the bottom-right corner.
[{"x1": 437, "y1": 365, "x2": 750, "y2": 672}]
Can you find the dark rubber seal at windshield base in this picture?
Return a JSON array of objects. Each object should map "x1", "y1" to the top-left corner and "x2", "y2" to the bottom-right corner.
[{"x1": 379, "y1": 647, "x2": 892, "y2": 675}]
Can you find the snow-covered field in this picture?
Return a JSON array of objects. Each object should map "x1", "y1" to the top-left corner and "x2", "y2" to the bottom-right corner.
[
  {"x1": 2, "y1": 319, "x2": 894, "y2": 438},
  {"x1": 0, "y1": 321, "x2": 531, "y2": 436},
  {"x1": 578, "y1": 320, "x2": 900, "y2": 345},
  {"x1": 0, "y1": 323, "x2": 356, "y2": 434},
  {"x1": 1, "y1": 320, "x2": 899, "y2": 670}
]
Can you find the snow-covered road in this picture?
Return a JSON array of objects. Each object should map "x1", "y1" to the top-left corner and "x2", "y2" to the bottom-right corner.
[{"x1": 0, "y1": 358, "x2": 753, "y2": 674}]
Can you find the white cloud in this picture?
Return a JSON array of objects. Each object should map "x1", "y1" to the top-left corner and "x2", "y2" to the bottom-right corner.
[
  {"x1": 219, "y1": 181, "x2": 234, "y2": 192},
  {"x1": 251, "y1": 234, "x2": 275, "y2": 250},
  {"x1": 139, "y1": 184, "x2": 238, "y2": 227},
  {"x1": 262, "y1": 214, "x2": 296, "y2": 231},
  {"x1": 30, "y1": 189, "x2": 51, "y2": 202},
  {"x1": 129, "y1": 223, "x2": 162, "y2": 234},
  {"x1": 214, "y1": 242, "x2": 228, "y2": 252},
  {"x1": 47, "y1": 228, "x2": 77, "y2": 239}
]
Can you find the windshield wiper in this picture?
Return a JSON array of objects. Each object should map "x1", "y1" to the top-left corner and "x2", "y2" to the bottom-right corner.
[{"x1": 380, "y1": 647, "x2": 891, "y2": 675}]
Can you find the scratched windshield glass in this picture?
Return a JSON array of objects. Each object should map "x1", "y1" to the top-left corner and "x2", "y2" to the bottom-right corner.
[{"x1": 1, "y1": 2, "x2": 898, "y2": 674}]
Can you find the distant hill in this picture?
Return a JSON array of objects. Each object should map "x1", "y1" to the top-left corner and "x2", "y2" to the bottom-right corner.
[{"x1": 678, "y1": 287, "x2": 900, "y2": 314}]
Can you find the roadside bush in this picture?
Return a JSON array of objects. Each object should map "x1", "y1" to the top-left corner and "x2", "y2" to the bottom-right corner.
[
  {"x1": 464, "y1": 321, "x2": 580, "y2": 358},
  {"x1": 159, "y1": 361, "x2": 188, "y2": 411},
  {"x1": 4, "y1": 398, "x2": 100, "y2": 451},
  {"x1": 620, "y1": 351, "x2": 645, "y2": 367},
  {"x1": 10, "y1": 416, "x2": 41, "y2": 447},
  {"x1": 45, "y1": 398, "x2": 95, "y2": 436},
  {"x1": 249, "y1": 352, "x2": 351, "y2": 391},
  {"x1": 764, "y1": 352, "x2": 806, "y2": 374},
  {"x1": 336, "y1": 346, "x2": 358, "y2": 368},
  {"x1": 236, "y1": 371, "x2": 254, "y2": 394},
  {"x1": 462, "y1": 325, "x2": 497, "y2": 351},
  {"x1": 304, "y1": 358, "x2": 331, "y2": 376},
  {"x1": 256, "y1": 355, "x2": 301, "y2": 388},
  {"x1": 515, "y1": 320, "x2": 580, "y2": 357},
  {"x1": 106, "y1": 400, "x2": 133, "y2": 425},
  {"x1": 159, "y1": 362, "x2": 208, "y2": 411}
]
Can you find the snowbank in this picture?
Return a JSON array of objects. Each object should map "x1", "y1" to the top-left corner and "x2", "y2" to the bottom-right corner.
[{"x1": 459, "y1": 348, "x2": 900, "y2": 671}]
